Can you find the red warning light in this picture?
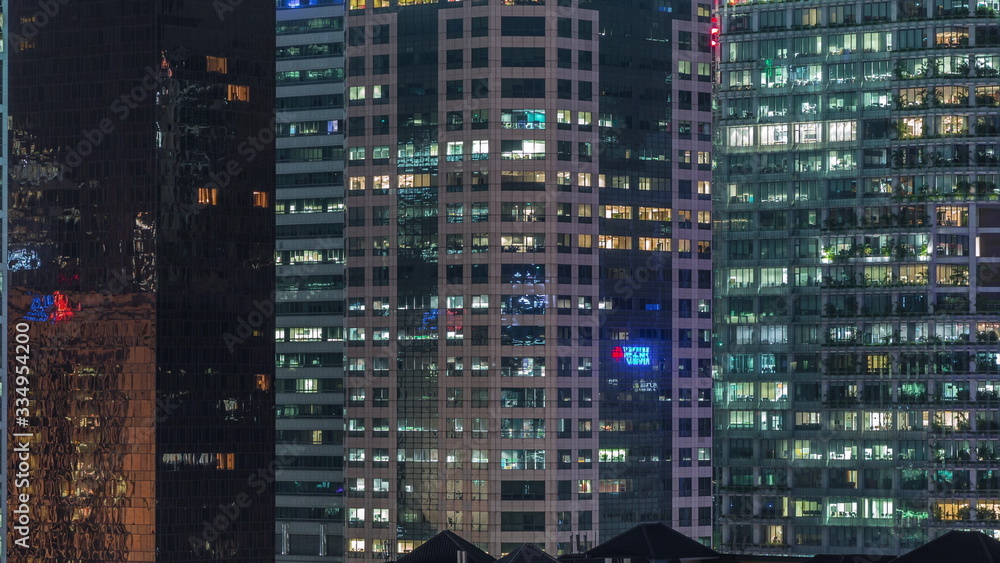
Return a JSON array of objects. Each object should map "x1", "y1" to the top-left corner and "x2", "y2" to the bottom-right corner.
[{"x1": 710, "y1": 16, "x2": 720, "y2": 47}]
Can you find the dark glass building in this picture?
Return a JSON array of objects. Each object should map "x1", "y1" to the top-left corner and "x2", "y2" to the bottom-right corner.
[
  {"x1": 342, "y1": 0, "x2": 713, "y2": 557},
  {"x1": 6, "y1": 1, "x2": 275, "y2": 560},
  {"x1": 716, "y1": 0, "x2": 1000, "y2": 554}
]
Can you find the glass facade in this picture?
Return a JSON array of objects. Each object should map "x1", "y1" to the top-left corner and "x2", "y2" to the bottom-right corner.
[
  {"x1": 6, "y1": 2, "x2": 275, "y2": 560},
  {"x1": 596, "y1": 0, "x2": 715, "y2": 547},
  {"x1": 274, "y1": 0, "x2": 347, "y2": 559},
  {"x1": 343, "y1": 0, "x2": 712, "y2": 558},
  {"x1": 715, "y1": 0, "x2": 1000, "y2": 554}
]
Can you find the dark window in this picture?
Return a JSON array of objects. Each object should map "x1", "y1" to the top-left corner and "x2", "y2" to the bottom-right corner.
[
  {"x1": 558, "y1": 17, "x2": 572, "y2": 38},
  {"x1": 502, "y1": 16, "x2": 545, "y2": 36},
  {"x1": 679, "y1": 299, "x2": 692, "y2": 318},
  {"x1": 678, "y1": 477, "x2": 692, "y2": 496},
  {"x1": 472, "y1": 264, "x2": 489, "y2": 284},
  {"x1": 678, "y1": 31, "x2": 692, "y2": 50},
  {"x1": 558, "y1": 79, "x2": 572, "y2": 99},
  {"x1": 698, "y1": 92, "x2": 711, "y2": 111},
  {"x1": 502, "y1": 78, "x2": 545, "y2": 98},
  {"x1": 557, "y1": 48, "x2": 572, "y2": 69},
  {"x1": 679, "y1": 418, "x2": 692, "y2": 437},
  {"x1": 472, "y1": 78, "x2": 489, "y2": 99},
  {"x1": 679, "y1": 269, "x2": 692, "y2": 288},
  {"x1": 698, "y1": 270, "x2": 712, "y2": 289},
  {"x1": 372, "y1": 54, "x2": 389, "y2": 75},
  {"x1": 698, "y1": 417, "x2": 712, "y2": 437},
  {"x1": 678, "y1": 507, "x2": 692, "y2": 526},
  {"x1": 446, "y1": 19, "x2": 463, "y2": 39},
  {"x1": 558, "y1": 264, "x2": 571, "y2": 284},
  {"x1": 446, "y1": 49, "x2": 463, "y2": 69},
  {"x1": 348, "y1": 27, "x2": 365, "y2": 46},
  {"x1": 372, "y1": 24, "x2": 389, "y2": 44},
  {"x1": 348, "y1": 117, "x2": 365, "y2": 136},
  {"x1": 348, "y1": 267, "x2": 365, "y2": 287},
  {"x1": 447, "y1": 265, "x2": 463, "y2": 284},
  {"x1": 578, "y1": 81, "x2": 592, "y2": 101},
  {"x1": 373, "y1": 267, "x2": 389, "y2": 286},
  {"x1": 579, "y1": 19, "x2": 592, "y2": 39},
  {"x1": 472, "y1": 16, "x2": 489, "y2": 37},
  {"x1": 504, "y1": 47, "x2": 546, "y2": 67},
  {"x1": 348, "y1": 56, "x2": 364, "y2": 76},
  {"x1": 471, "y1": 47, "x2": 489, "y2": 68},
  {"x1": 447, "y1": 80, "x2": 464, "y2": 100},
  {"x1": 578, "y1": 50, "x2": 592, "y2": 70}
]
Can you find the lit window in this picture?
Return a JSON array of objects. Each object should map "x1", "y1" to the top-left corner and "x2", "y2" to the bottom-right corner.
[
  {"x1": 828, "y1": 120, "x2": 857, "y2": 142},
  {"x1": 599, "y1": 235, "x2": 633, "y2": 250},
  {"x1": 252, "y1": 191, "x2": 269, "y2": 208},
  {"x1": 759, "y1": 125, "x2": 788, "y2": 145},
  {"x1": 601, "y1": 205, "x2": 632, "y2": 219},
  {"x1": 198, "y1": 187, "x2": 218, "y2": 205},
  {"x1": 349, "y1": 177, "x2": 365, "y2": 191},
  {"x1": 255, "y1": 374, "x2": 270, "y2": 391},
  {"x1": 227, "y1": 84, "x2": 249, "y2": 102},
  {"x1": 216, "y1": 453, "x2": 235, "y2": 470},
  {"x1": 206, "y1": 56, "x2": 228, "y2": 74},
  {"x1": 639, "y1": 237, "x2": 672, "y2": 251},
  {"x1": 728, "y1": 126, "x2": 753, "y2": 147},
  {"x1": 639, "y1": 207, "x2": 671, "y2": 221},
  {"x1": 349, "y1": 86, "x2": 366, "y2": 101}
]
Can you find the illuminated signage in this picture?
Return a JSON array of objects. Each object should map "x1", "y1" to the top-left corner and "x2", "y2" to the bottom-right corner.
[
  {"x1": 8, "y1": 248, "x2": 41, "y2": 271},
  {"x1": 24, "y1": 291, "x2": 78, "y2": 323},
  {"x1": 612, "y1": 345, "x2": 651, "y2": 366}
]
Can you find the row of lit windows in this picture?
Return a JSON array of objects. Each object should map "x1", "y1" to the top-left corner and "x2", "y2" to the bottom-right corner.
[
  {"x1": 196, "y1": 188, "x2": 270, "y2": 207},
  {"x1": 728, "y1": 122, "x2": 856, "y2": 147},
  {"x1": 345, "y1": 173, "x2": 686, "y2": 191},
  {"x1": 723, "y1": 81, "x2": 1000, "y2": 119},
  {"x1": 725, "y1": 178, "x2": 1000, "y2": 203},
  {"x1": 725, "y1": 2, "x2": 1000, "y2": 32}
]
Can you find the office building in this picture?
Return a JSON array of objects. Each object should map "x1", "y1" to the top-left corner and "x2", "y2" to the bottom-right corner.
[
  {"x1": 342, "y1": 0, "x2": 713, "y2": 558},
  {"x1": 6, "y1": 1, "x2": 275, "y2": 560},
  {"x1": 715, "y1": 0, "x2": 1000, "y2": 554},
  {"x1": 274, "y1": 1, "x2": 348, "y2": 560}
]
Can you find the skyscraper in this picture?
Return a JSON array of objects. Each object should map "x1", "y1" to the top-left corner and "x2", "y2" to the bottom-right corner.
[
  {"x1": 716, "y1": 0, "x2": 1000, "y2": 554},
  {"x1": 6, "y1": 1, "x2": 274, "y2": 560},
  {"x1": 274, "y1": 0, "x2": 348, "y2": 559},
  {"x1": 342, "y1": 0, "x2": 713, "y2": 557}
]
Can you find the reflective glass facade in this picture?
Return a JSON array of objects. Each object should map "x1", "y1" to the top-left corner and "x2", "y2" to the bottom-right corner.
[
  {"x1": 342, "y1": 0, "x2": 712, "y2": 558},
  {"x1": 274, "y1": 0, "x2": 347, "y2": 559},
  {"x1": 6, "y1": 2, "x2": 274, "y2": 560},
  {"x1": 716, "y1": 0, "x2": 1000, "y2": 554}
]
